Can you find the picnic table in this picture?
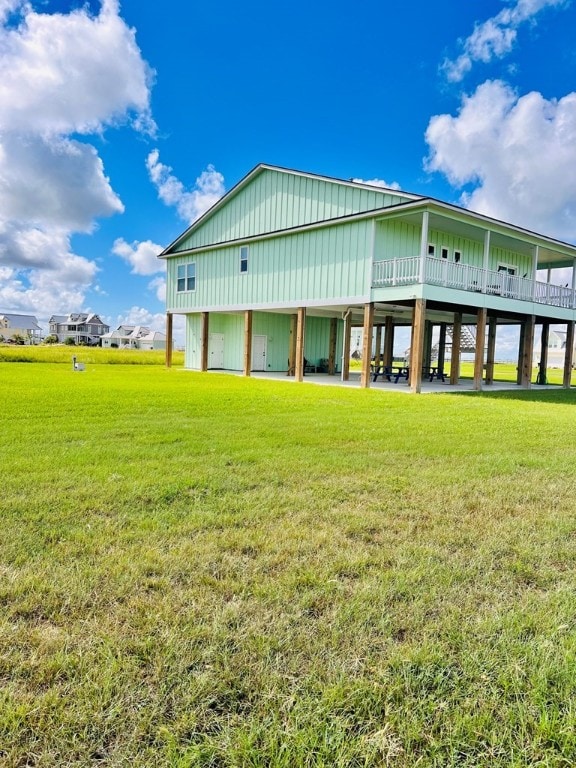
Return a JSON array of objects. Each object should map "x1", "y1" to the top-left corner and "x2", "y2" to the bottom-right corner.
[
  {"x1": 371, "y1": 363, "x2": 446, "y2": 383},
  {"x1": 407, "y1": 366, "x2": 446, "y2": 382},
  {"x1": 370, "y1": 363, "x2": 409, "y2": 383}
]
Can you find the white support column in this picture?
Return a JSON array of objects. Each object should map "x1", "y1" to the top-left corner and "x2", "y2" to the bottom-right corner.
[
  {"x1": 419, "y1": 210, "x2": 429, "y2": 283},
  {"x1": 531, "y1": 246, "x2": 539, "y2": 300},
  {"x1": 482, "y1": 230, "x2": 491, "y2": 292},
  {"x1": 571, "y1": 258, "x2": 576, "y2": 309}
]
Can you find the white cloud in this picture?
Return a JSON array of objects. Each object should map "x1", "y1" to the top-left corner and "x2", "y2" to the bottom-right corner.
[
  {"x1": 352, "y1": 177, "x2": 402, "y2": 191},
  {"x1": 0, "y1": 241, "x2": 98, "y2": 322},
  {"x1": 148, "y1": 276, "x2": 166, "y2": 302},
  {"x1": 115, "y1": 304, "x2": 185, "y2": 345},
  {"x1": 0, "y1": 1, "x2": 154, "y2": 317},
  {"x1": 116, "y1": 305, "x2": 166, "y2": 330},
  {"x1": 0, "y1": 134, "x2": 123, "y2": 240},
  {"x1": 147, "y1": 150, "x2": 225, "y2": 224},
  {"x1": 0, "y1": 0, "x2": 22, "y2": 24},
  {"x1": 112, "y1": 238, "x2": 164, "y2": 276},
  {"x1": 425, "y1": 80, "x2": 576, "y2": 241},
  {"x1": 0, "y1": 0, "x2": 154, "y2": 135},
  {"x1": 443, "y1": 0, "x2": 566, "y2": 82}
]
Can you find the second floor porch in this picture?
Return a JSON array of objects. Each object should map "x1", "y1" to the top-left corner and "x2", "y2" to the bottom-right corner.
[{"x1": 372, "y1": 255, "x2": 576, "y2": 310}]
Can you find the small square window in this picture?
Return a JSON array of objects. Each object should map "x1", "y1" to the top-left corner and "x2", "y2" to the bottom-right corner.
[
  {"x1": 454, "y1": 250, "x2": 461, "y2": 263},
  {"x1": 177, "y1": 263, "x2": 195, "y2": 292},
  {"x1": 428, "y1": 244, "x2": 435, "y2": 256},
  {"x1": 240, "y1": 246, "x2": 248, "y2": 274},
  {"x1": 441, "y1": 247, "x2": 449, "y2": 259}
]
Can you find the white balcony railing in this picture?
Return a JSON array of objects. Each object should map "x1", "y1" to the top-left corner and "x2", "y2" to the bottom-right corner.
[{"x1": 372, "y1": 256, "x2": 576, "y2": 309}]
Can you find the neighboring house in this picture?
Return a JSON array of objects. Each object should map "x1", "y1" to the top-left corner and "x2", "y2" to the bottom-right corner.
[
  {"x1": 49, "y1": 313, "x2": 109, "y2": 345},
  {"x1": 101, "y1": 325, "x2": 167, "y2": 350},
  {"x1": 159, "y1": 163, "x2": 576, "y2": 392},
  {"x1": 546, "y1": 328, "x2": 571, "y2": 368},
  {"x1": 548, "y1": 329, "x2": 566, "y2": 349},
  {"x1": 0, "y1": 313, "x2": 42, "y2": 343}
]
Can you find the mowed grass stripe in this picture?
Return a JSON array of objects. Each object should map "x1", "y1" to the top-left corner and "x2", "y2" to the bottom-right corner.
[{"x1": 1, "y1": 361, "x2": 576, "y2": 767}]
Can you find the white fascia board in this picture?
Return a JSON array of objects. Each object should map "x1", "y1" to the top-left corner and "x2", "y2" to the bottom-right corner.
[{"x1": 162, "y1": 188, "x2": 576, "y2": 264}]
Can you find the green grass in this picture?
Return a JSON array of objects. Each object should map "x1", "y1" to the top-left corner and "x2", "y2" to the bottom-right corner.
[
  {"x1": 0, "y1": 344, "x2": 183, "y2": 366},
  {"x1": 2, "y1": 362, "x2": 576, "y2": 766}
]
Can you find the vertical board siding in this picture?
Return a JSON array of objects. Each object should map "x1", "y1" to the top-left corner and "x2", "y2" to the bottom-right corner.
[
  {"x1": 183, "y1": 311, "x2": 344, "y2": 372},
  {"x1": 174, "y1": 169, "x2": 412, "y2": 251},
  {"x1": 185, "y1": 314, "x2": 202, "y2": 369},
  {"x1": 168, "y1": 219, "x2": 373, "y2": 311},
  {"x1": 375, "y1": 220, "x2": 533, "y2": 274},
  {"x1": 252, "y1": 312, "x2": 292, "y2": 371}
]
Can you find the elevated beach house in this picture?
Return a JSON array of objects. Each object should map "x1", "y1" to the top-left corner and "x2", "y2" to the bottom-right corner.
[{"x1": 160, "y1": 164, "x2": 576, "y2": 392}]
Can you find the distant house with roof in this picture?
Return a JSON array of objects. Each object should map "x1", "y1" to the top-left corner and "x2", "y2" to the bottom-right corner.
[
  {"x1": 48, "y1": 313, "x2": 109, "y2": 345},
  {"x1": 100, "y1": 325, "x2": 166, "y2": 350},
  {"x1": 0, "y1": 313, "x2": 42, "y2": 343}
]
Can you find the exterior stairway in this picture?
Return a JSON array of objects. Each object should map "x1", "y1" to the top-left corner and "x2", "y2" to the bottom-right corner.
[{"x1": 430, "y1": 324, "x2": 477, "y2": 358}]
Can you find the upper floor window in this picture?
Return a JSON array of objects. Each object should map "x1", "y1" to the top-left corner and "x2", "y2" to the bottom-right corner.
[
  {"x1": 177, "y1": 263, "x2": 196, "y2": 292},
  {"x1": 428, "y1": 244, "x2": 435, "y2": 257},
  {"x1": 441, "y1": 247, "x2": 449, "y2": 259},
  {"x1": 240, "y1": 246, "x2": 249, "y2": 274},
  {"x1": 454, "y1": 250, "x2": 461, "y2": 263}
]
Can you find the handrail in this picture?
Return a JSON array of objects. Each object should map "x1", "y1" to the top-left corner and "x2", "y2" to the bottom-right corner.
[{"x1": 372, "y1": 256, "x2": 576, "y2": 309}]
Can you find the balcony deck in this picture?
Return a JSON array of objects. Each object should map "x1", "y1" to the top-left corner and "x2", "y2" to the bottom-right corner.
[{"x1": 372, "y1": 256, "x2": 574, "y2": 309}]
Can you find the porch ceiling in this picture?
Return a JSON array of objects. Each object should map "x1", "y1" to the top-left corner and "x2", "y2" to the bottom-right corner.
[
  {"x1": 256, "y1": 302, "x2": 539, "y2": 326},
  {"x1": 378, "y1": 209, "x2": 576, "y2": 269}
]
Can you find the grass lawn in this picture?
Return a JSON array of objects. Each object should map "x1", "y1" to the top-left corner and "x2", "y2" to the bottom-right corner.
[{"x1": 2, "y1": 359, "x2": 576, "y2": 766}]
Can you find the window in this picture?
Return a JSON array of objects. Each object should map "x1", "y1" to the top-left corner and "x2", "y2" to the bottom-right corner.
[
  {"x1": 498, "y1": 264, "x2": 516, "y2": 275},
  {"x1": 240, "y1": 246, "x2": 248, "y2": 273},
  {"x1": 428, "y1": 244, "x2": 436, "y2": 256},
  {"x1": 454, "y1": 250, "x2": 461, "y2": 263},
  {"x1": 177, "y1": 263, "x2": 196, "y2": 292},
  {"x1": 441, "y1": 247, "x2": 449, "y2": 259}
]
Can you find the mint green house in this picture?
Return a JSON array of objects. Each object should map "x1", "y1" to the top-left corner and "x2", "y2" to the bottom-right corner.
[{"x1": 160, "y1": 164, "x2": 576, "y2": 392}]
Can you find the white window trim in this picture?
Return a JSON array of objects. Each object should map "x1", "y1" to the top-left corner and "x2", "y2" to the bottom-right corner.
[
  {"x1": 240, "y1": 245, "x2": 249, "y2": 274},
  {"x1": 177, "y1": 262, "x2": 196, "y2": 293},
  {"x1": 497, "y1": 262, "x2": 517, "y2": 275}
]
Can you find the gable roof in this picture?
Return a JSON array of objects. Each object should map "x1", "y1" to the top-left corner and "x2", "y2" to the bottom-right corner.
[
  {"x1": 49, "y1": 313, "x2": 108, "y2": 326},
  {"x1": 160, "y1": 163, "x2": 576, "y2": 269},
  {"x1": 161, "y1": 163, "x2": 421, "y2": 256},
  {"x1": 0, "y1": 313, "x2": 41, "y2": 330}
]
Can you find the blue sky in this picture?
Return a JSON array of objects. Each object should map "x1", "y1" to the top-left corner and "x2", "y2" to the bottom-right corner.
[{"x1": 1, "y1": 0, "x2": 575, "y2": 343}]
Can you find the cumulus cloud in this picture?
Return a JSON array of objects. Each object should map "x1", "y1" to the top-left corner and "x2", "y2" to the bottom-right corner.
[
  {"x1": 147, "y1": 150, "x2": 225, "y2": 224},
  {"x1": 0, "y1": 1, "x2": 154, "y2": 315},
  {"x1": 0, "y1": 242, "x2": 98, "y2": 316},
  {"x1": 0, "y1": 0, "x2": 154, "y2": 135},
  {"x1": 148, "y1": 276, "x2": 166, "y2": 302},
  {"x1": 0, "y1": 134, "x2": 123, "y2": 240},
  {"x1": 443, "y1": 0, "x2": 566, "y2": 82},
  {"x1": 352, "y1": 177, "x2": 402, "y2": 191},
  {"x1": 115, "y1": 304, "x2": 185, "y2": 344},
  {"x1": 116, "y1": 305, "x2": 166, "y2": 330},
  {"x1": 425, "y1": 80, "x2": 576, "y2": 241},
  {"x1": 112, "y1": 238, "x2": 164, "y2": 276}
]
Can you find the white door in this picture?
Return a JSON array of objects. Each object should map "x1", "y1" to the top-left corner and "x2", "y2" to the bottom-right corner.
[
  {"x1": 209, "y1": 333, "x2": 224, "y2": 368},
  {"x1": 251, "y1": 335, "x2": 267, "y2": 371}
]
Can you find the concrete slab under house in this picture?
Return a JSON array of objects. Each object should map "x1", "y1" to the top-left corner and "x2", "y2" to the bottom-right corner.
[{"x1": 159, "y1": 164, "x2": 576, "y2": 393}]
